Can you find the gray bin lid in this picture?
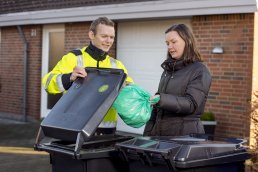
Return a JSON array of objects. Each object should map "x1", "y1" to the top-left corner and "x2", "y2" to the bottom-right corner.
[{"x1": 115, "y1": 134, "x2": 250, "y2": 169}]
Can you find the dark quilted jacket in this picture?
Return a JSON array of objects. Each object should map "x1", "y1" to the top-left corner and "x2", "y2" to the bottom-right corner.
[{"x1": 144, "y1": 58, "x2": 212, "y2": 136}]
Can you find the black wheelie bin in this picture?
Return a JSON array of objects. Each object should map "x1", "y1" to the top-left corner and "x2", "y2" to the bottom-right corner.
[
  {"x1": 34, "y1": 67, "x2": 133, "y2": 172},
  {"x1": 115, "y1": 134, "x2": 251, "y2": 172}
]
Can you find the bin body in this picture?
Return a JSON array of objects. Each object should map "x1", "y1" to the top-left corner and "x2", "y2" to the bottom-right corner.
[
  {"x1": 50, "y1": 152, "x2": 128, "y2": 172},
  {"x1": 128, "y1": 161, "x2": 244, "y2": 172},
  {"x1": 36, "y1": 134, "x2": 132, "y2": 172},
  {"x1": 115, "y1": 135, "x2": 250, "y2": 172},
  {"x1": 34, "y1": 68, "x2": 130, "y2": 172}
]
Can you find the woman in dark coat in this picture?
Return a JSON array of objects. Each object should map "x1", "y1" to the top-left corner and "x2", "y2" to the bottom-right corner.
[{"x1": 144, "y1": 24, "x2": 212, "y2": 136}]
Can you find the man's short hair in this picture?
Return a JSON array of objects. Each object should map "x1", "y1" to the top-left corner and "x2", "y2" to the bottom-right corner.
[{"x1": 90, "y1": 17, "x2": 115, "y2": 34}]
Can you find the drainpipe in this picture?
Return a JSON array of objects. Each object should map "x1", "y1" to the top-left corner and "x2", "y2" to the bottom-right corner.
[{"x1": 17, "y1": 26, "x2": 28, "y2": 122}]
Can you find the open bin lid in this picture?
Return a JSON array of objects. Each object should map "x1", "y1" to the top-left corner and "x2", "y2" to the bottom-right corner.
[
  {"x1": 115, "y1": 134, "x2": 250, "y2": 170},
  {"x1": 35, "y1": 67, "x2": 126, "y2": 155}
]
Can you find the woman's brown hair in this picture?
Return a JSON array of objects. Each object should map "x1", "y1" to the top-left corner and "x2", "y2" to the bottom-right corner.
[{"x1": 165, "y1": 24, "x2": 202, "y2": 63}]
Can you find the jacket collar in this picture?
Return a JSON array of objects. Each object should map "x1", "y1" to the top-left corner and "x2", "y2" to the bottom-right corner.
[
  {"x1": 85, "y1": 42, "x2": 108, "y2": 61},
  {"x1": 161, "y1": 58, "x2": 185, "y2": 72}
]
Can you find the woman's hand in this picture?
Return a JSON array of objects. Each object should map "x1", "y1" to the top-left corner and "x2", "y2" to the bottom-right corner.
[{"x1": 149, "y1": 94, "x2": 160, "y2": 105}]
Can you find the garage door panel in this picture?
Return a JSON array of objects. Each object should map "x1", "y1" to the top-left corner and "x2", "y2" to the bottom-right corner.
[
  {"x1": 118, "y1": 50, "x2": 165, "y2": 72},
  {"x1": 118, "y1": 21, "x2": 172, "y2": 48}
]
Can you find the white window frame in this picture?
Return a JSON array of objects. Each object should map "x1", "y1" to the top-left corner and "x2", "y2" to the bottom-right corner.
[{"x1": 40, "y1": 24, "x2": 64, "y2": 118}]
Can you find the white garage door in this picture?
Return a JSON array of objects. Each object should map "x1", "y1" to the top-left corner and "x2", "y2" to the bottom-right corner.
[{"x1": 116, "y1": 19, "x2": 191, "y2": 134}]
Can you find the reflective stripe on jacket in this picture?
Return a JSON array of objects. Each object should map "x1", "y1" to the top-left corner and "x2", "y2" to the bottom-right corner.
[{"x1": 42, "y1": 46, "x2": 134, "y2": 127}]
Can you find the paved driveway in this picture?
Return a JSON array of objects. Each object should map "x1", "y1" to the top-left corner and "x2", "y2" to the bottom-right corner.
[{"x1": 0, "y1": 119, "x2": 51, "y2": 172}]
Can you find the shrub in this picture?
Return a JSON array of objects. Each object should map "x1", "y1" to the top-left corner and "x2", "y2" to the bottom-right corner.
[
  {"x1": 200, "y1": 111, "x2": 215, "y2": 121},
  {"x1": 250, "y1": 91, "x2": 258, "y2": 165}
]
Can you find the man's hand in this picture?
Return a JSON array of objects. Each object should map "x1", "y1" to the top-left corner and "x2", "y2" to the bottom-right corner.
[{"x1": 70, "y1": 66, "x2": 87, "y2": 81}]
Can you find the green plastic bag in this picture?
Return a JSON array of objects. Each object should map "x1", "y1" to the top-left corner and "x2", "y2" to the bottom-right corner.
[{"x1": 112, "y1": 84, "x2": 160, "y2": 128}]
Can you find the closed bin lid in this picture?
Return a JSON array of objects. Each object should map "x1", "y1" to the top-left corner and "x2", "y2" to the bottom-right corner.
[{"x1": 115, "y1": 135, "x2": 250, "y2": 169}]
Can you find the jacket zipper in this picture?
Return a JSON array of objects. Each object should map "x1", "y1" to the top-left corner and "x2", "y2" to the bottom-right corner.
[
  {"x1": 161, "y1": 60, "x2": 177, "y2": 93},
  {"x1": 171, "y1": 60, "x2": 177, "y2": 79}
]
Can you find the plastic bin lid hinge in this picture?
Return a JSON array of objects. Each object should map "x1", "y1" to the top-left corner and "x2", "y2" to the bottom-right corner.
[
  {"x1": 74, "y1": 132, "x2": 88, "y2": 159},
  {"x1": 34, "y1": 127, "x2": 45, "y2": 150}
]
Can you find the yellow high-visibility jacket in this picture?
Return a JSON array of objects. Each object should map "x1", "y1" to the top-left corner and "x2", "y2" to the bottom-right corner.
[{"x1": 42, "y1": 46, "x2": 133, "y2": 128}]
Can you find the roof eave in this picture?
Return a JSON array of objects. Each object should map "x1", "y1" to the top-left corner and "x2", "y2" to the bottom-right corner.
[{"x1": 0, "y1": 0, "x2": 257, "y2": 27}]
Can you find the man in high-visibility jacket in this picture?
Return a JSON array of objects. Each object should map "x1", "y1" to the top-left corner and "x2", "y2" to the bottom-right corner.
[{"x1": 42, "y1": 17, "x2": 133, "y2": 135}]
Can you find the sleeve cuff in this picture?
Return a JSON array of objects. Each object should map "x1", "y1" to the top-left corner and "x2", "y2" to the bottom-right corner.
[{"x1": 61, "y1": 73, "x2": 73, "y2": 90}]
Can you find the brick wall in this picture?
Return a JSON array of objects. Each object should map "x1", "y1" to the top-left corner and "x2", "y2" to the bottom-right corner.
[
  {"x1": 0, "y1": 27, "x2": 24, "y2": 116},
  {"x1": 0, "y1": 25, "x2": 42, "y2": 120},
  {"x1": 65, "y1": 22, "x2": 90, "y2": 53},
  {"x1": 26, "y1": 25, "x2": 42, "y2": 120},
  {"x1": 192, "y1": 14, "x2": 254, "y2": 138}
]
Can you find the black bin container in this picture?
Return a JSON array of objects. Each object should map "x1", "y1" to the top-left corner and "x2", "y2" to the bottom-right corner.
[
  {"x1": 37, "y1": 135, "x2": 132, "y2": 172},
  {"x1": 115, "y1": 134, "x2": 250, "y2": 172},
  {"x1": 35, "y1": 67, "x2": 132, "y2": 172}
]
